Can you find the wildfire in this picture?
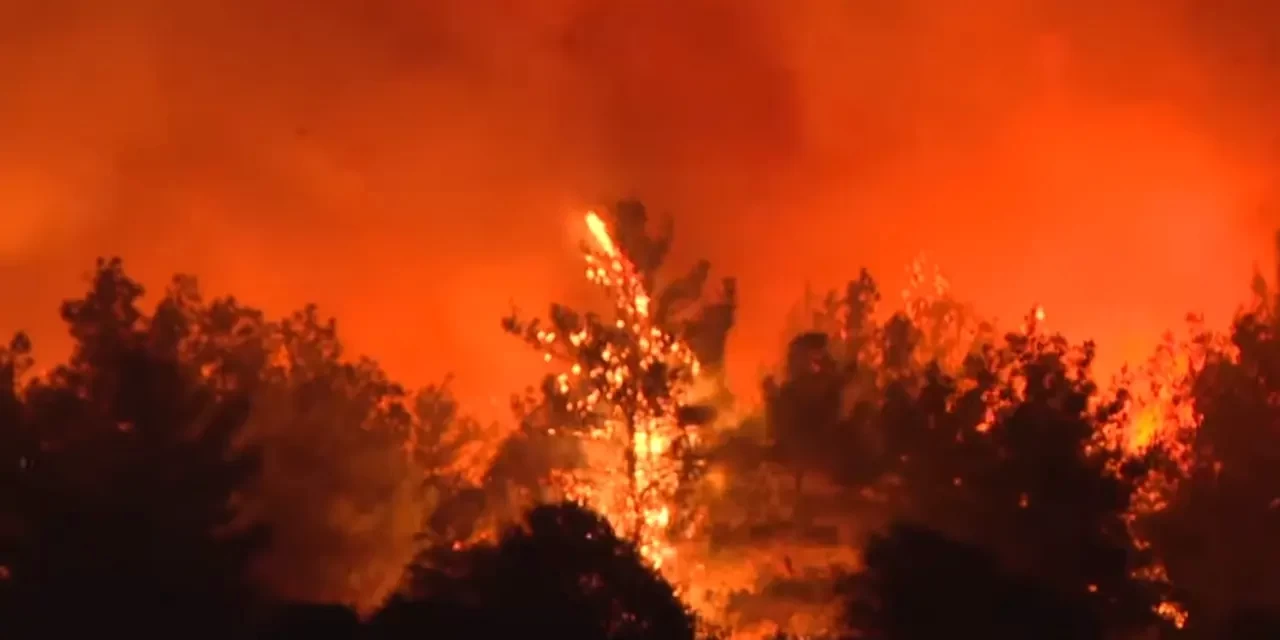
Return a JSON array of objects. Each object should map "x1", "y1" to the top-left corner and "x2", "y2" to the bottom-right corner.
[
  {"x1": 534, "y1": 210, "x2": 704, "y2": 574},
  {"x1": 585, "y1": 210, "x2": 618, "y2": 258},
  {"x1": 1102, "y1": 321, "x2": 1227, "y2": 630},
  {"x1": 507, "y1": 220, "x2": 1233, "y2": 636}
]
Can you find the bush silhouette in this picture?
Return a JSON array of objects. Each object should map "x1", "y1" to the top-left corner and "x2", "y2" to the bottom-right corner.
[
  {"x1": 841, "y1": 522, "x2": 1103, "y2": 640},
  {"x1": 373, "y1": 501, "x2": 695, "y2": 640}
]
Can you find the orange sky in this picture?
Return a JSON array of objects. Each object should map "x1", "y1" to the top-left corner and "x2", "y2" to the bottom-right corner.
[{"x1": 1, "y1": 0, "x2": 1278, "y2": 421}]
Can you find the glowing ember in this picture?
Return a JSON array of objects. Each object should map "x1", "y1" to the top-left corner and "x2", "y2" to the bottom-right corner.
[{"x1": 520, "y1": 210, "x2": 704, "y2": 574}]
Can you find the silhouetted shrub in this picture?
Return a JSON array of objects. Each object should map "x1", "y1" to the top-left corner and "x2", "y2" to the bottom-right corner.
[{"x1": 375, "y1": 502, "x2": 695, "y2": 640}]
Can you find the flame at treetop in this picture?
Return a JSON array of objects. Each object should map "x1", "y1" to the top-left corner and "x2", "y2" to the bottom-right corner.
[
  {"x1": 585, "y1": 211, "x2": 618, "y2": 258},
  {"x1": 522, "y1": 210, "x2": 704, "y2": 574},
  {"x1": 1096, "y1": 317, "x2": 1233, "y2": 630},
  {"x1": 505, "y1": 213, "x2": 1228, "y2": 635}
]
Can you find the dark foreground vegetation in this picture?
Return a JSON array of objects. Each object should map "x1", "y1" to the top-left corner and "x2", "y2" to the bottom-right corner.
[{"x1": 1, "y1": 202, "x2": 1278, "y2": 639}]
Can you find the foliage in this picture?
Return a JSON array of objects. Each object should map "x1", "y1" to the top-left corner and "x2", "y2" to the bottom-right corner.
[
  {"x1": 1141, "y1": 243, "x2": 1280, "y2": 636},
  {"x1": 237, "y1": 305, "x2": 430, "y2": 614},
  {"x1": 4, "y1": 212, "x2": 1280, "y2": 639},
  {"x1": 840, "y1": 522, "x2": 1102, "y2": 640},
  {"x1": 0, "y1": 259, "x2": 483, "y2": 629},
  {"x1": 763, "y1": 265, "x2": 992, "y2": 491},
  {"x1": 766, "y1": 273, "x2": 1165, "y2": 635},
  {"x1": 374, "y1": 502, "x2": 696, "y2": 640},
  {"x1": 0, "y1": 259, "x2": 267, "y2": 637},
  {"x1": 880, "y1": 320, "x2": 1162, "y2": 633}
]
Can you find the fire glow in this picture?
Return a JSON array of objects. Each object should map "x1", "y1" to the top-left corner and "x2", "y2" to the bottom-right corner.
[
  {"x1": 537, "y1": 211, "x2": 703, "y2": 573},
  {"x1": 517, "y1": 211, "x2": 1208, "y2": 635}
]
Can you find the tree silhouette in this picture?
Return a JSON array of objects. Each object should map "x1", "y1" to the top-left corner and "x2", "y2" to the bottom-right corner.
[
  {"x1": 765, "y1": 293, "x2": 1164, "y2": 636},
  {"x1": 238, "y1": 305, "x2": 430, "y2": 614},
  {"x1": 762, "y1": 266, "x2": 986, "y2": 494},
  {"x1": 5, "y1": 219, "x2": 1280, "y2": 639},
  {"x1": 751, "y1": 268, "x2": 1169, "y2": 637},
  {"x1": 840, "y1": 522, "x2": 1102, "y2": 640},
  {"x1": 413, "y1": 380, "x2": 500, "y2": 546},
  {"x1": 0, "y1": 259, "x2": 481, "y2": 633},
  {"x1": 872, "y1": 318, "x2": 1162, "y2": 634},
  {"x1": 0, "y1": 332, "x2": 34, "y2": 573},
  {"x1": 372, "y1": 502, "x2": 696, "y2": 640},
  {"x1": 1144, "y1": 256, "x2": 1280, "y2": 635},
  {"x1": 0, "y1": 258, "x2": 267, "y2": 637},
  {"x1": 763, "y1": 331, "x2": 862, "y2": 494}
]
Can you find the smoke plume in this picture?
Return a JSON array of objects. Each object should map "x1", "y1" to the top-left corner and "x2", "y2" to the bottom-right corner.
[{"x1": 2, "y1": 0, "x2": 1278, "y2": 418}]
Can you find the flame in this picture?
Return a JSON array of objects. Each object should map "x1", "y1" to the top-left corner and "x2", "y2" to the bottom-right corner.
[
  {"x1": 585, "y1": 210, "x2": 618, "y2": 258},
  {"x1": 1100, "y1": 322, "x2": 1227, "y2": 630},
  {"x1": 536, "y1": 210, "x2": 704, "y2": 574},
  {"x1": 521, "y1": 223, "x2": 1224, "y2": 635}
]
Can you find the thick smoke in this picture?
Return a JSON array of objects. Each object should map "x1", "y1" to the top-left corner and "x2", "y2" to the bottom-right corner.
[{"x1": 1, "y1": 0, "x2": 1278, "y2": 418}]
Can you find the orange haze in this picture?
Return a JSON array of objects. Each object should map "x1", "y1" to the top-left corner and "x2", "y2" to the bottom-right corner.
[{"x1": 1, "y1": 1, "x2": 1279, "y2": 421}]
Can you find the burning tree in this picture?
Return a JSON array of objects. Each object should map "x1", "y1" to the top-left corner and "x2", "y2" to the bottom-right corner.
[
  {"x1": 1125, "y1": 243, "x2": 1280, "y2": 636},
  {"x1": 502, "y1": 207, "x2": 718, "y2": 571}
]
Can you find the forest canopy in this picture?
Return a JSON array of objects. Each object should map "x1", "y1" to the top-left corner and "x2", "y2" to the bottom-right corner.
[{"x1": 0, "y1": 205, "x2": 1277, "y2": 640}]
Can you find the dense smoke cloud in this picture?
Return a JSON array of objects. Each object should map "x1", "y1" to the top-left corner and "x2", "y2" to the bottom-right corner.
[{"x1": 1, "y1": 0, "x2": 1278, "y2": 418}]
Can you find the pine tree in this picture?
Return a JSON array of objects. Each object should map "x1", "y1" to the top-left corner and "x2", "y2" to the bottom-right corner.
[{"x1": 502, "y1": 203, "x2": 724, "y2": 569}]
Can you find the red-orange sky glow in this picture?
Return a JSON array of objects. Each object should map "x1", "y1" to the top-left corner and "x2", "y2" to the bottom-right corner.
[{"x1": 1, "y1": 0, "x2": 1278, "y2": 421}]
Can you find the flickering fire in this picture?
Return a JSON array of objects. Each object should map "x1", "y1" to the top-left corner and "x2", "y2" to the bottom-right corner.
[
  {"x1": 514, "y1": 220, "x2": 1228, "y2": 636},
  {"x1": 1102, "y1": 321, "x2": 1226, "y2": 630},
  {"x1": 585, "y1": 210, "x2": 618, "y2": 258},
  {"x1": 536, "y1": 210, "x2": 704, "y2": 573}
]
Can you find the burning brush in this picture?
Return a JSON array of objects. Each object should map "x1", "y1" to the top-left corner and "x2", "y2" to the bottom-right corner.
[{"x1": 504, "y1": 210, "x2": 710, "y2": 574}]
